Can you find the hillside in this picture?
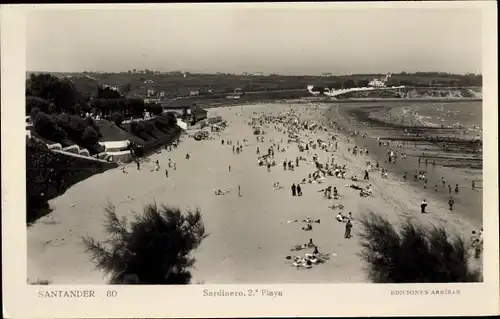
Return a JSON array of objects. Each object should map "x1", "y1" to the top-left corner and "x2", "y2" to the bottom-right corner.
[{"x1": 32, "y1": 71, "x2": 482, "y2": 99}]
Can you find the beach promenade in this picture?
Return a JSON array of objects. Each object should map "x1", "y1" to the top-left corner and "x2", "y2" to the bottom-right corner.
[{"x1": 27, "y1": 103, "x2": 482, "y2": 284}]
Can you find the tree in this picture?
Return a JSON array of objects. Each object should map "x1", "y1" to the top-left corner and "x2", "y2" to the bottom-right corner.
[
  {"x1": 26, "y1": 73, "x2": 82, "y2": 114},
  {"x1": 97, "y1": 86, "x2": 123, "y2": 99},
  {"x1": 357, "y1": 212, "x2": 481, "y2": 283},
  {"x1": 26, "y1": 96, "x2": 51, "y2": 114},
  {"x1": 127, "y1": 98, "x2": 146, "y2": 117},
  {"x1": 357, "y1": 79, "x2": 370, "y2": 87},
  {"x1": 32, "y1": 111, "x2": 68, "y2": 142},
  {"x1": 82, "y1": 202, "x2": 208, "y2": 284}
]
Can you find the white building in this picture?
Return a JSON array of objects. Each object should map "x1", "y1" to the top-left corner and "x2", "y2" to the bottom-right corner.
[
  {"x1": 147, "y1": 88, "x2": 156, "y2": 97},
  {"x1": 369, "y1": 74, "x2": 391, "y2": 87}
]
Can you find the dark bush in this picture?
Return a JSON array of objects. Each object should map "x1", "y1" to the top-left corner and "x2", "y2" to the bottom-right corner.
[
  {"x1": 358, "y1": 212, "x2": 482, "y2": 283},
  {"x1": 33, "y1": 111, "x2": 68, "y2": 142},
  {"x1": 81, "y1": 126, "x2": 99, "y2": 146},
  {"x1": 128, "y1": 98, "x2": 146, "y2": 117},
  {"x1": 111, "y1": 112, "x2": 124, "y2": 126},
  {"x1": 130, "y1": 121, "x2": 150, "y2": 140},
  {"x1": 85, "y1": 117, "x2": 102, "y2": 137},
  {"x1": 26, "y1": 96, "x2": 51, "y2": 114},
  {"x1": 82, "y1": 202, "x2": 208, "y2": 284}
]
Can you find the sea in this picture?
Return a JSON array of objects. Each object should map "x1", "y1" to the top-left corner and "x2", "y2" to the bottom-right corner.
[{"x1": 388, "y1": 101, "x2": 483, "y2": 137}]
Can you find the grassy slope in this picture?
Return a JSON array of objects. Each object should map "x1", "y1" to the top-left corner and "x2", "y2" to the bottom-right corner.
[{"x1": 97, "y1": 119, "x2": 145, "y2": 144}]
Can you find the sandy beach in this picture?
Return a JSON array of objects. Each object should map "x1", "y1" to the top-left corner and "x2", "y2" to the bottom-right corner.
[{"x1": 27, "y1": 103, "x2": 482, "y2": 284}]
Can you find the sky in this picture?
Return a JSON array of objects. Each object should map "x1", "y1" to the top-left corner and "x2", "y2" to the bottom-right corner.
[{"x1": 26, "y1": 5, "x2": 483, "y2": 75}]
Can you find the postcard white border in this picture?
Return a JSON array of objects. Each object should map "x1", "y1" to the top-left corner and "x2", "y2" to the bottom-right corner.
[{"x1": 2, "y1": 2, "x2": 498, "y2": 318}]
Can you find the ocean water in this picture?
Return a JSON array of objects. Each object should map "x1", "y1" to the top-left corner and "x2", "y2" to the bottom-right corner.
[{"x1": 390, "y1": 102, "x2": 482, "y2": 130}]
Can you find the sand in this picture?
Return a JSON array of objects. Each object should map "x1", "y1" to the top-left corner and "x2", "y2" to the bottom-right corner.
[{"x1": 27, "y1": 103, "x2": 482, "y2": 284}]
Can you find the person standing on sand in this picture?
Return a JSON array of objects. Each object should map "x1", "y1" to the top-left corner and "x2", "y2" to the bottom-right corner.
[
  {"x1": 283, "y1": 160, "x2": 287, "y2": 171},
  {"x1": 344, "y1": 219, "x2": 353, "y2": 239},
  {"x1": 297, "y1": 184, "x2": 303, "y2": 196},
  {"x1": 424, "y1": 179, "x2": 428, "y2": 189},
  {"x1": 403, "y1": 172, "x2": 407, "y2": 180},
  {"x1": 364, "y1": 170, "x2": 369, "y2": 180},
  {"x1": 228, "y1": 165, "x2": 231, "y2": 172},
  {"x1": 296, "y1": 157, "x2": 299, "y2": 167},
  {"x1": 448, "y1": 184, "x2": 452, "y2": 194},
  {"x1": 472, "y1": 180, "x2": 475, "y2": 190},
  {"x1": 136, "y1": 160, "x2": 140, "y2": 170},
  {"x1": 291, "y1": 183, "x2": 297, "y2": 196},
  {"x1": 256, "y1": 147, "x2": 260, "y2": 155},
  {"x1": 434, "y1": 184, "x2": 438, "y2": 192},
  {"x1": 442, "y1": 177, "x2": 446, "y2": 188},
  {"x1": 421, "y1": 199, "x2": 428, "y2": 214},
  {"x1": 165, "y1": 169, "x2": 168, "y2": 178},
  {"x1": 455, "y1": 184, "x2": 459, "y2": 194},
  {"x1": 448, "y1": 197, "x2": 455, "y2": 211},
  {"x1": 238, "y1": 185, "x2": 242, "y2": 197}
]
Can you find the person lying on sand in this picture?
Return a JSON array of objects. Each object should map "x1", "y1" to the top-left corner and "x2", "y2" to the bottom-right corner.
[
  {"x1": 348, "y1": 184, "x2": 363, "y2": 190},
  {"x1": 302, "y1": 217, "x2": 320, "y2": 224},
  {"x1": 214, "y1": 189, "x2": 231, "y2": 196},
  {"x1": 360, "y1": 188, "x2": 371, "y2": 197},
  {"x1": 335, "y1": 212, "x2": 346, "y2": 222},
  {"x1": 273, "y1": 182, "x2": 284, "y2": 190},
  {"x1": 328, "y1": 203, "x2": 344, "y2": 210},
  {"x1": 291, "y1": 239, "x2": 315, "y2": 251},
  {"x1": 302, "y1": 224, "x2": 313, "y2": 231}
]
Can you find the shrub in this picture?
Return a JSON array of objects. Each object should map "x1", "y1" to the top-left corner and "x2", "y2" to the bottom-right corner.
[
  {"x1": 130, "y1": 121, "x2": 150, "y2": 140},
  {"x1": 358, "y1": 212, "x2": 481, "y2": 283},
  {"x1": 82, "y1": 202, "x2": 208, "y2": 284},
  {"x1": 111, "y1": 112, "x2": 124, "y2": 126},
  {"x1": 85, "y1": 117, "x2": 102, "y2": 137},
  {"x1": 33, "y1": 111, "x2": 68, "y2": 142},
  {"x1": 26, "y1": 96, "x2": 51, "y2": 114},
  {"x1": 81, "y1": 126, "x2": 99, "y2": 146}
]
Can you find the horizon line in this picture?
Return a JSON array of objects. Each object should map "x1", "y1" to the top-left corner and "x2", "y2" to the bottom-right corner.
[{"x1": 25, "y1": 70, "x2": 483, "y2": 77}]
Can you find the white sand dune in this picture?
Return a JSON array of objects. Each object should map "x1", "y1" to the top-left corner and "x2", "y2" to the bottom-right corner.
[{"x1": 27, "y1": 103, "x2": 481, "y2": 284}]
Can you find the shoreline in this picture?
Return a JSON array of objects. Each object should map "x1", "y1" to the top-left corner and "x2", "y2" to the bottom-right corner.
[
  {"x1": 324, "y1": 104, "x2": 482, "y2": 227},
  {"x1": 197, "y1": 97, "x2": 482, "y2": 110}
]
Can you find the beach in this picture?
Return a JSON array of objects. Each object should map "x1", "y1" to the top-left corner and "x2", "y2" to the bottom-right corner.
[
  {"x1": 325, "y1": 102, "x2": 482, "y2": 226},
  {"x1": 27, "y1": 102, "x2": 482, "y2": 284}
]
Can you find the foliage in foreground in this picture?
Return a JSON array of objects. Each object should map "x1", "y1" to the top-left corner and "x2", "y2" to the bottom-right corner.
[
  {"x1": 358, "y1": 212, "x2": 481, "y2": 283},
  {"x1": 82, "y1": 202, "x2": 208, "y2": 285}
]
